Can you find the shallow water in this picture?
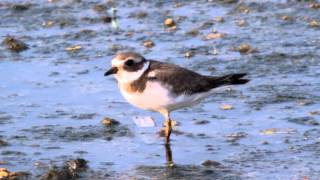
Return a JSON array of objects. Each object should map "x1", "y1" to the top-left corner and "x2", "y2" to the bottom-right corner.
[{"x1": 1, "y1": 0, "x2": 320, "y2": 179}]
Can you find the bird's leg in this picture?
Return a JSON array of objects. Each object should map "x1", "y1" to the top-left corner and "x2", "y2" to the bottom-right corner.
[
  {"x1": 165, "y1": 118, "x2": 172, "y2": 145},
  {"x1": 165, "y1": 143, "x2": 174, "y2": 167},
  {"x1": 160, "y1": 109, "x2": 172, "y2": 144}
]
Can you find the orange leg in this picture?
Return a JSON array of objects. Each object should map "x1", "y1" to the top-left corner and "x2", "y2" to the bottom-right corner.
[{"x1": 165, "y1": 119, "x2": 172, "y2": 144}]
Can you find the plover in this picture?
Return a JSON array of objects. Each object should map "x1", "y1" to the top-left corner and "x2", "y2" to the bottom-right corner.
[{"x1": 105, "y1": 52, "x2": 249, "y2": 144}]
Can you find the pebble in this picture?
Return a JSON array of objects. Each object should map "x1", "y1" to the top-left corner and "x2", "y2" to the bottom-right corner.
[
  {"x1": 235, "y1": 19, "x2": 247, "y2": 27},
  {"x1": 281, "y1": 15, "x2": 292, "y2": 21},
  {"x1": 93, "y1": 4, "x2": 108, "y2": 12},
  {"x1": 42, "y1": 20, "x2": 54, "y2": 27},
  {"x1": 164, "y1": 18, "x2": 175, "y2": 27},
  {"x1": 101, "y1": 16, "x2": 112, "y2": 23},
  {"x1": 237, "y1": 43, "x2": 255, "y2": 54},
  {"x1": 11, "y1": 4, "x2": 31, "y2": 11},
  {"x1": 143, "y1": 40, "x2": 155, "y2": 48},
  {"x1": 205, "y1": 33, "x2": 225, "y2": 40},
  {"x1": 260, "y1": 128, "x2": 297, "y2": 135},
  {"x1": 184, "y1": 51, "x2": 194, "y2": 58},
  {"x1": 3, "y1": 36, "x2": 29, "y2": 52},
  {"x1": 201, "y1": 160, "x2": 222, "y2": 167},
  {"x1": 309, "y1": 3, "x2": 320, "y2": 9},
  {"x1": 193, "y1": 120, "x2": 210, "y2": 125},
  {"x1": 185, "y1": 29, "x2": 199, "y2": 36},
  {"x1": 214, "y1": 16, "x2": 224, "y2": 23},
  {"x1": 309, "y1": 20, "x2": 319, "y2": 27},
  {"x1": 101, "y1": 117, "x2": 120, "y2": 126},
  {"x1": 220, "y1": 104, "x2": 233, "y2": 110},
  {"x1": 65, "y1": 45, "x2": 82, "y2": 52}
]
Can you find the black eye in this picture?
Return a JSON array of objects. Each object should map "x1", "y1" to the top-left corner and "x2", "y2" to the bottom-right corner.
[{"x1": 125, "y1": 59, "x2": 134, "y2": 66}]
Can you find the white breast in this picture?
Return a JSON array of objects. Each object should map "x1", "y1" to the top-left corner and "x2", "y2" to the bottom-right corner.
[
  {"x1": 119, "y1": 81, "x2": 173, "y2": 112},
  {"x1": 119, "y1": 81, "x2": 218, "y2": 113}
]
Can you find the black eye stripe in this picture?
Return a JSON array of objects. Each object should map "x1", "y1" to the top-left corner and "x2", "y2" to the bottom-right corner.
[{"x1": 125, "y1": 59, "x2": 134, "y2": 66}]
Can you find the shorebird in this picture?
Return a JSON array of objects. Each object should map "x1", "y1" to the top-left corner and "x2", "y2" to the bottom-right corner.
[{"x1": 104, "y1": 52, "x2": 249, "y2": 144}]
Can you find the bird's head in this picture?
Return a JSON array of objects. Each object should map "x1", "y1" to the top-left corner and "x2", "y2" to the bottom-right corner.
[{"x1": 105, "y1": 52, "x2": 149, "y2": 83}]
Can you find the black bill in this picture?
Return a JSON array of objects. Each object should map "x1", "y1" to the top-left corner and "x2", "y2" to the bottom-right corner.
[{"x1": 104, "y1": 67, "x2": 118, "y2": 76}]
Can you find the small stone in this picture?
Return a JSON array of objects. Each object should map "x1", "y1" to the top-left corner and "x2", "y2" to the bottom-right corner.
[
  {"x1": 108, "y1": 44, "x2": 120, "y2": 52},
  {"x1": 201, "y1": 160, "x2": 222, "y2": 167},
  {"x1": 76, "y1": 70, "x2": 89, "y2": 75},
  {"x1": 0, "y1": 139, "x2": 8, "y2": 146},
  {"x1": 49, "y1": 72, "x2": 60, "y2": 76},
  {"x1": 212, "y1": 48, "x2": 219, "y2": 55},
  {"x1": 42, "y1": 20, "x2": 54, "y2": 27},
  {"x1": 205, "y1": 33, "x2": 225, "y2": 40},
  {"x1": 101, "y1": 117, "x2": 120, "y2": 126},
  {"x1": 184, "y1": 51, "x2": 194, "y2": 58},
  {"x1": 226, "y1": 132, "x2": 247, "y2": 142},
  {"x1": 309, "y1": 111, "x2": 320, "y2": 115},
  {"x1": 185, "y1": 29, "x2": 199, "y2": 36},
  {"x1": 59, "y1": 21, "x2": 69, "y2": 28},
  {"x1": 214, "y1": 16, "x2": 224, "y2": 23},
  {"x1": 80, "y1": 29, "x2": 95, "y2": 34},
  {"x1": 219, "y1": 0, "x2": 238, "y2": 3},
  {"x1": 200, "y1": 21, "x2": 214, "y2": 29},
  {"x1": 237, "y1": 43, "x2": 254, "y2": 54},
  {"x1": 193, "y1": 120, "x2": 210, "y2": 125},
  {"x1": 281, "y1": 15, "x2": 292, "y2": 21},
  {"x1": 65, "y1": 45, "x2": 82, "y2": 52},
  {"x1": 3, "y1": 36, "x2": 29, "y2": 52},
  {"x1": 309, "y1": 20, "x2": 319, "y2": 27},
  {"x1": 71, "y1": 113, "x2": 96, "y2": 120},
  {"x1": 220, "y1": 104, "x2": 233, "y2": 110},
  {"x1": 174, "y1": 3, "x2": 183, "y2": 8},
  {"x1": 93, "y1": 4, "x2": 108, "y2": 12},
  {"x1": 12, "y1": 4, "x2": 31, "y2": 11},
  {"x1": 143, "y1": 40, "x2": 154, "y2": 48},
  {"x1": 236, "y1": 5, "x2": 250, "y2": 13},
  {"x1": 131, "y1": 11, "x2": 148, "y2": 19},
  {"x1": 164, "y1": 18, "x2": 175, "y2": 27},
  {"x1": 235, "y1": 19, "x2": 247, "y2": 27},
  {"x1": 101, "y1": 16, "x2": 112, "y2": 23},
  {"x1": 310, "y1": 3, "x2": 320, "y2": 9},
  {"x1": 298, "y1": 100, "x2": 314, "y2": 106},
  {"x1": 288, "y1": 117, "x2": 319, "y2": 126},
  {"x1": 125, "y1": 31, "x2": 134, "y2": 37},
  {"x1": 260, "y1": 128, "x2": 297, "y2": 135},
  {"x1": 66, "y1": 158, "x2": 87, "y2": 172}
]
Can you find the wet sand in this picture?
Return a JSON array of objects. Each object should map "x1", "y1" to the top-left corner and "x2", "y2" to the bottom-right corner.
[{"x1": 0, "y1": 0, "x2": 320, "y2": 179}]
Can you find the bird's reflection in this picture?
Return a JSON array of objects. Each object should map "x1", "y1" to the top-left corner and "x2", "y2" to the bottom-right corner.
[{"x1": 164, "y1": 143, "x2": 174, "y2": 167}]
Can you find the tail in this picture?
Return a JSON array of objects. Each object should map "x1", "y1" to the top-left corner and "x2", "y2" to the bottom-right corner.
[{"x1": 208, "y1": 73, "x2": 249, "y2": 88}]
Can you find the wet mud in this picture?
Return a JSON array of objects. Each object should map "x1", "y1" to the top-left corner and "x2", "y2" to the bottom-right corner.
[{"x1": 1, "y1": 0, "x2": 320, "y2": 179}]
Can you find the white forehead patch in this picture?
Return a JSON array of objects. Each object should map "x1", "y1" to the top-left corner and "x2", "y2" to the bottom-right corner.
[{"x1": 111, "y1": 58, "x2": 124, "y2": 67}]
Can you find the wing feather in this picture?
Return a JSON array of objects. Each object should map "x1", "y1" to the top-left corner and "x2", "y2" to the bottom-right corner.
[{"x1": 147, "y1": 61, "x2": 213, "y2": 95}]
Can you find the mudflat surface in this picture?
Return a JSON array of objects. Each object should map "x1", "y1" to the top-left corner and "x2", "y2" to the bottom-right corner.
[{"x1": 1, "y1": 0, "x2": 320, "y2": 179}]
